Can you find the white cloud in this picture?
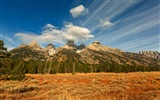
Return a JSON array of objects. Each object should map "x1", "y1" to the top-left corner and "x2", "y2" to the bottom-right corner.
[
  {"x1": 100, "y1": 19, "x2": 113, "y2": 28},
  {"x1": 70, "y1": 5, "x2": 89, "y2": 18},
  {"x1": 43, "y1": 23, "x2": 55, "y2": 30},
  {"x1": 14, "y1": 23, "x2": 94, "y2": 46},
  {"x1": 63, "y1": 23, "x2": 94, "y2": 41}
]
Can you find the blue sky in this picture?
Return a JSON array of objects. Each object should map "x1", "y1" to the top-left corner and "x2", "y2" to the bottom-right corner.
[{"x1": 0, "y1": 0, "x2": 159, "y2": 52}]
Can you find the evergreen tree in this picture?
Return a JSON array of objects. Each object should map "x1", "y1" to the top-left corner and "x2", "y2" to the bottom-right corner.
[
  {"x1": 0, "y1": 40, "x2": 25, "y2": 80},
  {"x1": 48, "y1": 62, "x2": 52, "y2": 74},
  {"x1": 44, "y1": 62, "x2": 48, "y2": 74},
  {"x1": 72, "y1": 62, "x2": 76, "y2": 75}
]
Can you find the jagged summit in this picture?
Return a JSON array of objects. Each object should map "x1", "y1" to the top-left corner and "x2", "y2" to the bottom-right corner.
[
  {"x1": 91, "y1": 41, "x2": 102, "y2": 47},
  {"x1": 92, "y1": 41, "x2": 100, "y2": 44},
  {"x1": 86, "y1": 41, "x2": 104, "y2": 51},
  {"x1": 66, "y1": 41, "x2": 76, "y2": 47},
  {"x1": 45, "y1": 43, "x2": 55, "y2": 49},
  {"x1": 77, "y1": 44, "x2": 86, "y2": 50},
  {"x1": 28, "y1": 40, "x2": 41, "y2": 50},
  {"x1": 29, "y1": 40, "x2": 38, "y2": 46},
  {"x1": 43, "y1": 43, "x2": 55, "y2": 51},
  {"x1": 16, "y1": 40, "x2": 41, "y2": 51},
  {"x1": 63, "y1": 41, "x2": 77, "y2": 49},
  {"x1": 85, "y1": 41, "x2": 123, "y2": 54},
  {"x1": 43, "y1": 43, "x2": 55, "y2": 56}
]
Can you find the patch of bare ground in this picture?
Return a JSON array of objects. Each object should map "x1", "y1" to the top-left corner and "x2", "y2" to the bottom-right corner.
[{"x1": 0, "y1": 72, "x2": 160, "y2": 100}]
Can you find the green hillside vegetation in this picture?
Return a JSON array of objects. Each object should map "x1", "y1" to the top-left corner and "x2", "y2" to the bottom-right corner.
[{"x1": 1, "y1": 59, "x2": 160, "y2": 75}]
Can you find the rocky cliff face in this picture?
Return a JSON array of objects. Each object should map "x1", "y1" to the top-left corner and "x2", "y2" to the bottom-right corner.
[
  {"x1": 9, "y1": 40, "x2": 160, "y2": 66},
  {"x1": 43, "y1": 43, "x2": 55, "y2": 56},
  {"x1": 139, "y1": 51, "x2": 160, "y2": 60}
]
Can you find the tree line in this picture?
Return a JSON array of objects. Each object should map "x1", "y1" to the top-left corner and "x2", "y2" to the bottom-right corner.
[{"x1": 1, "y1": 59, "x2": 160, "y2": 74}]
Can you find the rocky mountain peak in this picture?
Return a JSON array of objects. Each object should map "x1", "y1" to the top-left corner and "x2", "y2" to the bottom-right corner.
[
  {"x1": 66, "y1": 41, "x2": 76, "y2": 46},
  {"x1": 86, "y1": 41, "x2": 104, "y2": 51},
  {"x1": 86, "y1": 41, "x2": 122, "y2": 54},
  {"x1": 91, "y1": 41, "x2": 102, "y2": 47},
  {"x1": 63, "y1": 41, "x2": 77, "y2": 49},
  {"x1": 43, "y1": 43, "x2": 55, "y2": 51},
  {"x1": 43, "y1": 43, "x2": 55, "y2": 56},
  {"x1": 92, "y1": 41, "x2": 101, "y2": 45},
  {"x1": 29, "y1": 40, "x2": 39, "y2": 46},
  {"x1": 28, "y1": 40, "x2": 41, "y2": 50},
  {"x1": 45, "y1": 43, "x2": 55, "y2": 49},
  {"x1": 77, "y1": 44, "x2": 86, "y2": 50}
]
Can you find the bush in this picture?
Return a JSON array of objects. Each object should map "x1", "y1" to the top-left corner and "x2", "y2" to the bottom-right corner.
[
  {"x1": 0, "y1": 84, "x2": 38, "y2": 93},
  {"x1": 0, "y1": 74, "x2": 25, "y2": 81}
]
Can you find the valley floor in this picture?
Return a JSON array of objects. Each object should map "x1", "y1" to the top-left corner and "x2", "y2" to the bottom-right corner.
[{"x1": 0, "y1": 72, "x2": 160, "y2": 100}]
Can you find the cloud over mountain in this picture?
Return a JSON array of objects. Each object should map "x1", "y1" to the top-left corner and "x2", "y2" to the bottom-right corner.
[
  {"x1": 70, "y1": 5, "x2": 89, "y2": 18},
  {"x1": 14, "y1": 23, "x2": 94, "y2": 46}
]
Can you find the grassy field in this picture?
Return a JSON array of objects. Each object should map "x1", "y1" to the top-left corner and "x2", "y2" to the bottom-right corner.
[{"x1": 0, "y1": 72, "x2": 160, "y2": 100}]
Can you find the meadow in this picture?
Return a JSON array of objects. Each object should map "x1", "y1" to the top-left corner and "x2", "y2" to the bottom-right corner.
[{"x1": 0, "y1": 72, "x2": 160, "y2": 100}]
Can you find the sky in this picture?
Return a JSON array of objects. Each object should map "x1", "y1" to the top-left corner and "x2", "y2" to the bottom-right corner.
[{"x1": 0, "y1": 0, "x2": 159, "y2": 52}]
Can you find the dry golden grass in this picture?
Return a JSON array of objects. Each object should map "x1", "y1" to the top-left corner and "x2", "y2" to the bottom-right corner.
[{"x1": 0, "y1": 72, "x2": 160, "y2": 100}]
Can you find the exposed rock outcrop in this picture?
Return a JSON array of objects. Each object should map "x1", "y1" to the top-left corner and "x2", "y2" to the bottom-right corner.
[
  {"x1": 43, "y1": 43, "x2": 55, "y2": 56},
  {"x1": 139, "y1": 51, "x2": 160, "y2": 60}
]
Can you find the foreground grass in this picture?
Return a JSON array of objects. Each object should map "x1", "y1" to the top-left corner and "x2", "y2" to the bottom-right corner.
[{"x1": 0, "y1": 72, "x2": 160, "y2": 100}]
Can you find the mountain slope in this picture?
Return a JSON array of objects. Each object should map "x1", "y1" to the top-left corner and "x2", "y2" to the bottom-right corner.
[
  {"x1": 10, "y1": 41, "x2": 45, "y2": 61},
  {"x1": 51, "y1": 48, "x2": 81, "y2": 62},
  {"x1": 9, "y1": 40, "x2": 160, "y2": 67},
  {"x1": 10, "y1": 45, "x2": 45, "y2": 61}
]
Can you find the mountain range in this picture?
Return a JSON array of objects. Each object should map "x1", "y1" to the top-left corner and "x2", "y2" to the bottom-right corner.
[{"x1": 10, "y1": 40, "x2": 160, "y2": 66}]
